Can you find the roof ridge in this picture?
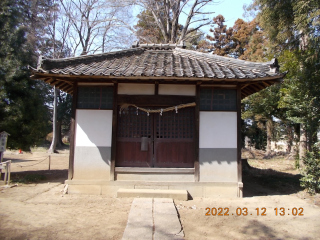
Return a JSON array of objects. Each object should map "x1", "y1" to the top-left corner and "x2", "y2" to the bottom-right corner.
[
  {"x1": 173, "y1": 48, "x2": 272, "y2": 66},
  {"x1": 131, "y1": 41, "x2": 186, "y2": 50},
  {"x1": 38, "y1": 48, "x2": 144, "y2": 65}
]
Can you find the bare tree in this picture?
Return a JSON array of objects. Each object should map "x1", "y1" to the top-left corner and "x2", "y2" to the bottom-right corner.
[
  {"x1": 48, "y1": 86, "x2": 58, "y2": 153},
  {"x1": 132, "y1": 0, "x2": 220, "y2": 43},
  {"x1": 59, "y1": 0, "x2": 134, "y2": 56}
]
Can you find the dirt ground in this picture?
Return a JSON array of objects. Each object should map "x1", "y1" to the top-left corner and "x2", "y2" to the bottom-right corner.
[{"x1": 1, "y1": 149, "x2": 320, "y2": 240}]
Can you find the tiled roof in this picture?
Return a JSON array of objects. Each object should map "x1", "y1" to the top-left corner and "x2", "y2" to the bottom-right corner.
[
  {"x1": 31, "y1": 43, "x2": 286, "y2": 98},
  {"x1": 34, "y1": 46, "x2": 281, "y2": 79}
]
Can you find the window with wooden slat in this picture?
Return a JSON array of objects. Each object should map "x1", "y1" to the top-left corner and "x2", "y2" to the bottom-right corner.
[
  {"x1": 156, "y1": 108, "x2": 194, "y2": 139},
  {"x1": 200, "y1": 88, "x2": 236, "y2": 111},
  {"x1": 77, "y1": 86, "x2": 113, "y2": 109},
  {"x1": 117, "y1": 106, "x2": 151, "y2": 138}
]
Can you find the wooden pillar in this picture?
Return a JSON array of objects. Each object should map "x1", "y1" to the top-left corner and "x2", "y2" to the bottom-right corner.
[
  {"x1": 194, "y1": 84, "x2": 200, "y2": 182},
  {"x1": 110, "y1": 83, "x2": 118, "y2": 181},
  {"x1": 237, "y1": 85, "x2": 242, "y2": 196},
  {"x1": 68, "y1": 82, "x2": 78, "y2": 180},
  {"x1": 155, "y1": 81, "x2": 159, "y2": 95}
]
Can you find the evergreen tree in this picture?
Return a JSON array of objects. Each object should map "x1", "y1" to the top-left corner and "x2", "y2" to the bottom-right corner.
[
  {"x1": 250, "y1": 0, "x2": 320, "y2": 161},
  {"x1": 134, "y1": 10, "x2": 165, "y2": 43},
  {"x1": 0, "y1": 0, "x2": 51, "y2": 150},
  {"x1": 206, "y1": 15, "x2": 233, "y2": 56}
]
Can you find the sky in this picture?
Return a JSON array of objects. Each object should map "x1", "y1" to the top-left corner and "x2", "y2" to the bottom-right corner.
[
  {"x1": 193, "y1": 0, "x2": 255, "y2": 35},
  {"x1": 132, "y1": 0, "x2": 255, "y2": 38},
  {"x1": 186, "y1": 0, "x2": 256, "y2": 35},
  {"x1": 210, "y1": 0, "x2": 254, "y2": 27}
]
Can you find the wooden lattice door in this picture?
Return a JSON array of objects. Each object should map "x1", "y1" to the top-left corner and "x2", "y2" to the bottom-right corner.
[
  {"x1": 116, "y1": 106, "x2": 153, "y2": 167},
  {"x1": 116, "y1": 106, "x2": 195, "y2": 168},
  {"x1": 153, "y1": 108, "x2": 194, "y2": 167}
]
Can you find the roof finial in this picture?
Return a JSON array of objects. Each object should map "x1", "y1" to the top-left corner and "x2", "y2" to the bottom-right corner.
[
  {"x1": 132, "y1": 40, "x2": 139, "y2": 48},
  {"x1": 269, "y1": 58, "x2": 280, "y2": 73}
]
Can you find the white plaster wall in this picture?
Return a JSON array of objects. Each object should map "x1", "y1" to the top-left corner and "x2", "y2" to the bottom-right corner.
[
  {"x1": 118, "y1": 83, "x2": 155, "y2": 95},
  {"x1": 199, "y1": 154, "x2": 238, "y2": 182},
  {"x1": 199, "y1": 112, "x2": 237, "y2": 148},
  {"x1": 74, "y1": 109, "x2": 112, "y2": 180},
  {"x1": 75, "y1": 110, "x2": 113, "y2": 147},
  {"x1": 199, "y1": 111, "x2": 238, "y2": 182},
  {"x1": 159, "y1": 84, "x2": 196, "y2": 96},
  {"x1": 73, "y1": 146, "x2": 111, "y2": 180}
]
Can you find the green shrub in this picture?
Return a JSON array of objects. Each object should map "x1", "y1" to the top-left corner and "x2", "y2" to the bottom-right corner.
[{"x1": 300, "y1": 149, "x2": 320, "y2": 194}]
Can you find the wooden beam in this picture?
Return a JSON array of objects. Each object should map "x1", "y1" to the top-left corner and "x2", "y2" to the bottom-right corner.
[
  {"x1": 241, "y1": 84, "x2": 249, "y2": 89},
  {"x1": 256, "y1": 83, "x2": 266, "y2": 90},
  {"x1": 61, "y1": 85, "x2": 73, "y2": 93},
  {"x1": 262, "y1": 81, "x2": 271, "y2": 87},
  {"x1": 55, "y1": 82, "x2": 69, "y2": 89},
  {"x1": 43, "y1": 77, "x2": 52, "y2": 83},
  {"x1": 68, "y1": 82, "x2": 78, "y2": 180},
  {"x1": 248, "y1": 84, "x2": 261, "y2": 92},
  {"x1": 45, "y1": 78, "x2": 55, "y2": 84},
  {"x1": 115, "y1": 167, "x2": 195, "y2": 174},
  {"x1": 49, "y1": 80, "x2": 60, "y2": 86},
  {"x1": 155, "y1": 81, "x2": 159, "y2": 95},
  {"x1": 194, "y1": 84, "x2": 200, "y2": 182},
  {"x1": 237, "y1": 84, "x2": 242, "y2": 197},
  {"x1": 241, "y1": 88, "x2": 252, "y2": 96},
  {"x1": 117, "y1": 95, "x2": 196, "y2": 107},
  {"x1": 110, "y1": 83, "x2": 118, "y2": 181}
]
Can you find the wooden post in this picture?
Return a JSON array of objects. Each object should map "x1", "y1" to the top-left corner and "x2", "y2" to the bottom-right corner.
[
  {"x1": 110, "y1": 82, "x2": 118, "y2": 181},
  {"x1": 155, "y1": 81, "x2": 159, "y2": 95},
  {"x1": 194, "y1": 84, "x2": 200, "y2": 182},
  {"x1": 48, "y1": 155, "x2": 51, "y2": 170},
  {"x1": 68, "y1": 82, "x2": 78, "y2": 180},
  {"x1": 4, "y1": 162, "x2": 8, "y2": 185},
  {"x1": 237, "y1": 85, "x2": 242, "y2": 197},
  {"x1": 0, "y1": 152, "x2": 2, "y2": 177},
  {"x1": 7, "y1": 161, "x2": 10, "y2": 185}
]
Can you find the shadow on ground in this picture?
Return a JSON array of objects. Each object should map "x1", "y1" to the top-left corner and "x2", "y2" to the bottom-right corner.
[
  {"x1": 243, "y1": 165, "x2": 302, "y2": 197},
  {"x1": 8, "y1": 170, "x2": 68, "y2": 184}
]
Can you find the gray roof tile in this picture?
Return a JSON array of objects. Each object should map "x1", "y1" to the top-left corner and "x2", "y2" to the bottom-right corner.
[{"x1": 34, "y1": 46, "x2": 283, "y2": 80}]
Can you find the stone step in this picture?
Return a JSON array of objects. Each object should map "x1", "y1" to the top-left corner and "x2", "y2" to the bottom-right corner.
[{"x1": 117, "y1": 188, "x2": 188, "y2": 200}]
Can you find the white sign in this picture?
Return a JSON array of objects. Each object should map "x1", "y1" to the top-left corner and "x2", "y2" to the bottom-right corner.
[{"x1": 0, "y1": 133, "x2": 8, "y2": 152}]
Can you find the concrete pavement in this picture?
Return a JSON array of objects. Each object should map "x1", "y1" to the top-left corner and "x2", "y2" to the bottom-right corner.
[{"x1": 122, "y1": 198, "x2": 184, "y2": 240}]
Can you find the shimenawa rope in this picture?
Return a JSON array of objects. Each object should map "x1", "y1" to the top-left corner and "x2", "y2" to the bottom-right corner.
[{"x1": 119, "y1": 102, "x2": 196, "y2": 115}]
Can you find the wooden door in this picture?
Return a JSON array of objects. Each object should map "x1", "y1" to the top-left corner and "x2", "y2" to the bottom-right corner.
[
  {"x1": 154, "y1": 108, "x2": 194, "y2": 168},
  {"x1": 116, "y1": 106, "x2": 194, "y2": 168},
  {"x1": 116, "y1": 106, "x2": 153, "y2": 167}
]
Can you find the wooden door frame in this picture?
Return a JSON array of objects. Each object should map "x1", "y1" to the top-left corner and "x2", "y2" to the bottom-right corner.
[{"x1": 111, "y1": 94, "x2": 199, "y2": 179}]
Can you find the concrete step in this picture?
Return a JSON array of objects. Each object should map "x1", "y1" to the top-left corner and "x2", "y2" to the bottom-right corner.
[{"x1": 117, "y1": 188, "x2": 188, "y2": 200}]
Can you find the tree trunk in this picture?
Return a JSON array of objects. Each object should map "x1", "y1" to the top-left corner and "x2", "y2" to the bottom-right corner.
[
  {"x1": 266, "y1": 119, "x2": 272, "y2": 157},
  {"x1": 48, "y1": 86, "x2": 58, "y2": 153},
  {"x1": 286, "y1": 125, "x2": 293, "y2": 153},
  {"x1": 55, "y1": 121, "x2": 65, "y2": 148},
  {"x1": 299, "y1": 123, "x2": 307, "y2": 167}
]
